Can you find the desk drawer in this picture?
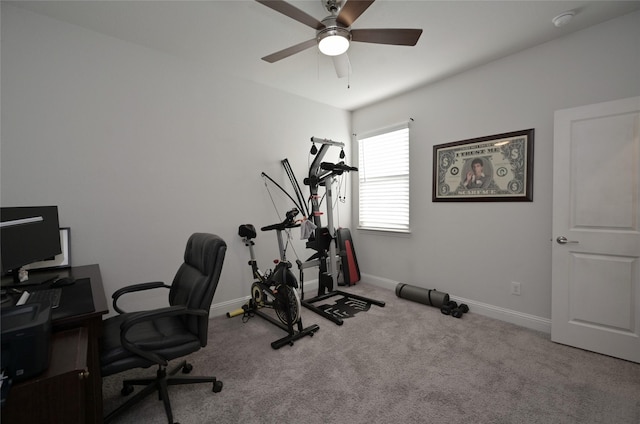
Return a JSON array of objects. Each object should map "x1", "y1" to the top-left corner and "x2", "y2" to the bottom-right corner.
[{"x1": 2, "y1": 327, "x2": 88, "y2": 424}]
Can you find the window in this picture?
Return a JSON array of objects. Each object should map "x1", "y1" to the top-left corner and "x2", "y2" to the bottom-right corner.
[{"x1": 357, "y1": 124, "x2": 410, "y2": 232}]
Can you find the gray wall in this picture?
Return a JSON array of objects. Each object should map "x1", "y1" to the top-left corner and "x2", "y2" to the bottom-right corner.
[
  {"x1": 3, "y1": 5, "x2": 639, "y2": 328},
  {"x1": 352, "y1": 11, "x2": 640, "y2": 330},
  {"x1": 1, "y1": 5, "x2": 351, "y2": 314}
]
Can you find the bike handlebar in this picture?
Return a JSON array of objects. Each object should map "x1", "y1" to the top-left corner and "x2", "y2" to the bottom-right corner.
[{"x1": 260, "y1": 208, "x2": 300, "y2": 232}]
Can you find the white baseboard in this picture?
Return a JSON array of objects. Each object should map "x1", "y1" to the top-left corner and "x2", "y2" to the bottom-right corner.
[
  {"x1": 362, "y1": 273, "x2": 552, "y2": 334},
  {"x1": 210, "y1": 296, "x2": 250, "y2": 317},
  {"x1": 210, "y1": 273, "x2": 551, "y2": 334},
  {"x1": 209, "y1": 278, "x2": 320, "y2": 318}
]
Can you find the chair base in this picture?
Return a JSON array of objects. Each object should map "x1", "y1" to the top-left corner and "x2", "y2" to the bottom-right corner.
[{"x1": 104, "y1": 360, "x2": 223, "y2": 424}]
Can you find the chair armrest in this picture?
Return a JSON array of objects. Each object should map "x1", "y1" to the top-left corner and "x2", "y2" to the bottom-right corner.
[
  {"x1": 112, "y1": 281, "x2": 171, "y2": 314},
  {"x1": 119, "y1": 305, "x2": 208, "y2": 366}
]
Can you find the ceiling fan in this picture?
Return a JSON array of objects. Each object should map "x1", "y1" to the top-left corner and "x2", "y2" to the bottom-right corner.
[{"x1": 256, "y1": 0, "x2": 423, "y2": 78}]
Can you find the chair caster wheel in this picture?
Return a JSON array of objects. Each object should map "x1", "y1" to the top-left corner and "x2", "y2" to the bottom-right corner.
[
  {"x1": 121, "y1": 384, "x2": 134, "y2": 396},
  {"x1": 182, "y1": 363, "x2": 193, "y2": 374},
  {"x1": 212, "y1": 380, "x2": 223, "y2": 393}
]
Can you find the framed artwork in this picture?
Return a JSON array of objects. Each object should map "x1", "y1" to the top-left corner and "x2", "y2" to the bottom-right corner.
[
  {"x1": 433, "y1": 129, "x2": 534, "y2": 202},
  {"x1": 26, "y1": 227, "x2": 71, "y2": 270}
]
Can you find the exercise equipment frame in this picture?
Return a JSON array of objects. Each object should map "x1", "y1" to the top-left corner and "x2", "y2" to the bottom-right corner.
[
  {"x1": 299, "y1": 137, "x2": 385, "y2": 325},
  {"x1": 232, "y1": 212, "x2": 319, "y2": 349}
]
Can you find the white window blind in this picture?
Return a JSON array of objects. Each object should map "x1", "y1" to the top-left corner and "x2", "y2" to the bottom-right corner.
[{"x1": 358, "y1": 125, "x2": 410, "y2": 232}]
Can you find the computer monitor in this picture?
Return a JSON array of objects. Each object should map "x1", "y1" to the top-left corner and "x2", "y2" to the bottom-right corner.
[{"x1": 1, "y1": 206, "x2": 62, "y2": 285}]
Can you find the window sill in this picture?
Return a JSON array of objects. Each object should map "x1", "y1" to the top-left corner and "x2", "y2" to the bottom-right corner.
[{"x1": 356, "y1": 227, "x2": 411, "y2": 237}]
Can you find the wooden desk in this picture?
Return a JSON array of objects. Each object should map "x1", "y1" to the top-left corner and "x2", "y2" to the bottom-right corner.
[
  {"x1": 2, "y1": 328, "x2": 89, "y2": 423},
  {"x1": 2, "y1": 264, "x2": 108, "y2": 424}
]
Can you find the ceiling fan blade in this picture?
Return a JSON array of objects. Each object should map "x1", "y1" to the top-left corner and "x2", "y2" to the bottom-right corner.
[
  {"x1": 336, "y1": 0, "x2": 375, "y2": 27},
  {"x1": 261, "y1": 38, "x2": 318, "y2": 63},
  {"x1": 351, "y1": 28, "x2": 423, "y2": 46},
  {"x1": 332, "y1": 53, "x2": 351, "y2": 78},
  {"x1": 256, "y1": 0, "x2": 325, "y2": 30}
]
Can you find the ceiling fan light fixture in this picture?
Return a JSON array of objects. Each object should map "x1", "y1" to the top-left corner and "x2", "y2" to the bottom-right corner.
[{"x1": 317, "y1": 27, "x2": 351, "y2": 56}]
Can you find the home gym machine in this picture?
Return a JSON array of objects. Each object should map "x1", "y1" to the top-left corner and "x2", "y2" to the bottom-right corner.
[
  {"x1": 298, "y1": 137, "x2": 385, "y2": 325},
  {"x1": 232, "y1": 208, "x2": 319, "y2": 349}
]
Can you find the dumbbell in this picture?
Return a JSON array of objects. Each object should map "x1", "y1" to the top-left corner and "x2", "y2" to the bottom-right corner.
[
  {"x1": 441, "y1": 301, "x2": 469, "y2": 318},
  {"x1": 451, "y1": 303, "x2": 469, "y2": 318},
  {"x1": 440, "y1": 301, "x2": 458, "y2": 316}
]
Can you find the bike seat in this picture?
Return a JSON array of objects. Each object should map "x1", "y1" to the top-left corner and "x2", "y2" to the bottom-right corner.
[{"x1": 238, "y1": 224, "x2": 257, "y2": 239}]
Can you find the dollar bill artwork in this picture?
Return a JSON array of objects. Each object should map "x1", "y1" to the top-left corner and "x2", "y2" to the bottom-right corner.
[{"x1": 433, "y1": 129, "x2": 534, "y2": 201}]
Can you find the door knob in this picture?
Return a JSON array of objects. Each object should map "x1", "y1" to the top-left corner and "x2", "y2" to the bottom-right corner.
[{"x1": 556, "y1": 236, "x2": 578, "y2": 244}]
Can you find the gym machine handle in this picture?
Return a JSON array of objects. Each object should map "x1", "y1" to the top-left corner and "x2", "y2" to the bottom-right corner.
[
  {"x1": 320, "y1": 161, "x2": 358, "y2": 173},
  {"x1": 310, "y1": 136, "x2": 345, "y2": 148}
]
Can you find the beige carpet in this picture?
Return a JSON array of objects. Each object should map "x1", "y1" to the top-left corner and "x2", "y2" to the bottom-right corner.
[{"x1": 103, "y1": 282, "x2": 640, "y2": 424}]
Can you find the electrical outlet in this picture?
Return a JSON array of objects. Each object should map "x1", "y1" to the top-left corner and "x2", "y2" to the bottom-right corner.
[{"x1": 511, "y1": 282, "x2": 521, "y2": 296}]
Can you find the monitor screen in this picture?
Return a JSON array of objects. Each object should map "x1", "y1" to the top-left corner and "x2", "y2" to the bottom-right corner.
[{"x1": 1, "y1": 206, "x2": 62, "y2": 283}]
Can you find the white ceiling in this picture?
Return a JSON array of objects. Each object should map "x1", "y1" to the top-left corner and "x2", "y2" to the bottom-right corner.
[{"x1": 7, "y1": 0, "x2": 640, "y2": 111}]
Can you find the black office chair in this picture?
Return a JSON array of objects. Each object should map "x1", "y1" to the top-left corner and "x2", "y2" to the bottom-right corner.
[{"x1": 100, "y1": 233, "x2": 227, "y2": 424}]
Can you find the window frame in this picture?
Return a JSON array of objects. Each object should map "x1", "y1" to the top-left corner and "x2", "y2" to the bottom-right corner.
[{"x1": 356, "y1": 123, "x2": 411, "y2": 233}]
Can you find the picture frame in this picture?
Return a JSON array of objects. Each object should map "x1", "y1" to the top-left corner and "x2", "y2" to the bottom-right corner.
[
  {"x1": 433, "y1": 129, "x2": 534, "y2": 202},
  {"x1": 25, "y1": 227, "x2": 71, "y2": 270}
]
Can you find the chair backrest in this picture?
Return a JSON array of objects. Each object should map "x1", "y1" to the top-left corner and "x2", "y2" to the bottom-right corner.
[{"x1": 169, "y1": 233, "x2": 226, "y2": 347}]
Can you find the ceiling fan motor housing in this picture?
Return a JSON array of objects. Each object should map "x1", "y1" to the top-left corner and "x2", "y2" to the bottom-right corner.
[{"x1": 318, "y1": 16, "x2": 351, "y2": 37}]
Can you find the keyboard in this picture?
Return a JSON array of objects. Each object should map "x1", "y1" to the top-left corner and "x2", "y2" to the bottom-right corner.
[{"x1": 20, "y1": 288, "x2": 63, "y2": 309}]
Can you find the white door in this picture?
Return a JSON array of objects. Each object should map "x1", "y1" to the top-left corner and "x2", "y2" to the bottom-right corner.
[{"x1": 552, "y1": 96, "x2": 640, "y2": 363}]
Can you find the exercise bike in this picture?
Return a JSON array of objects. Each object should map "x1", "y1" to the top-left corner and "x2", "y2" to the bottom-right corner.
[{"x1": 232, "y1": 208, "x2": 319, "y2": 349}]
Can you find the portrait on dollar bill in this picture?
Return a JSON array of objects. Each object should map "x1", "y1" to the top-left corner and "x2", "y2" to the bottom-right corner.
[{"x1": 433, "y1": 129, "x2": 534, "y2": 202}]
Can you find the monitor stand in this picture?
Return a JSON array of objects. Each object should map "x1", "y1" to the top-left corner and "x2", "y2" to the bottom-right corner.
[{"x1": 1, "y1": 271, "x2": 59, "y2": 288}]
